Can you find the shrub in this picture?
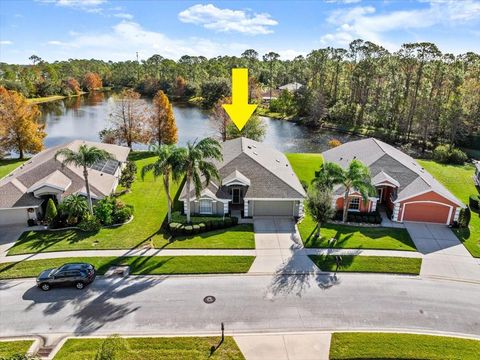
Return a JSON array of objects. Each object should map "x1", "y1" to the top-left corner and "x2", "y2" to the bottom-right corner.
[
  {"x1": 433, "y1": 145, "x2": 467, "y2": 165},
  {"x1": 45, "y1": 198, "x2": 58, "y2": 224},
  {"x1": 328, "y1": 139, "x2": 342, "y2": 148},
  {"x1": 94, "y1": 197, "x2": 115, "y2": 225},
  {"x1": 459, "y1": 207, "x2": 471, "y2": 228},
  {"x1": 78, "y1": 213, "x2": 101, "y2": 232},
  {"x1": 113, "y1": 205, "x2": 132, "y2": 224},
  {"x1": 449, "y1": 148, "x2": 468, "y2": 164},
  {"x1": 119, "y1": 161, "x2": 137, "y2": 191},
  {"x1": 469, "y1": 195, "x2": 479, "y2": 210}
]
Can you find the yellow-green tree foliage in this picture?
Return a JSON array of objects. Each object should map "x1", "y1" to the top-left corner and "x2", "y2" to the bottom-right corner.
[
  {"x1": 149, "y1": 90, "x2": 178, "y2": 145},
  {"x1": 0, "y1": 86, "x2": 45, "y2": 158}
]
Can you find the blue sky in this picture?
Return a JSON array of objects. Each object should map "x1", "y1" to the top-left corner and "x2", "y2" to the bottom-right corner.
[{"x1": 1, "y1": 0, "x2": 479, "y2": 64}]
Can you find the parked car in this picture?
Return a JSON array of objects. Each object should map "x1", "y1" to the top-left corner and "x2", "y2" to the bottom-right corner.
[{"x1": 36, "y1": 263, "x2": 96, "y2": 291}]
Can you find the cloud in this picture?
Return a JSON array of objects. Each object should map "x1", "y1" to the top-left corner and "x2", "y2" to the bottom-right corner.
[
  {"x1": 320, "y1": 0, "x2": 480, "y2": 50},
  {"x1": 0, "y1": 40, "x2": 13, "y2": 45},
  {"x1": 178, "y1": 4, "x2": 278, "y2": 35},
  {"x1": 277, "y1": 49, "x2": 307, "y2": 60},
  {"x1": 36, "y1": 0, "x2": 105, "y2": 13},
  {"x1": 41, "y1": 21, "x2": 248, "y2": 61},
  {"x1": 113, "y1": 13, "x2": 133, "y2": 20}
]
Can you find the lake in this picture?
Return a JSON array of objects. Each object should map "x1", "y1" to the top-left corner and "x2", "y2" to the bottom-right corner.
[{"x1": 38, "y1": 92, "x2": 361, "y2": 153}]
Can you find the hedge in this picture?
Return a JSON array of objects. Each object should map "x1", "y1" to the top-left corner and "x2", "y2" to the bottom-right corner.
[
  {"x1": 168, "y1": 217, "x2": 239, "y2": 236},
  {"x1": 469, "y1": 194, "x2": 479, "y2": 210},
  {"x1": 333, "y1": 210, "x2": 382, "y2": 224}
]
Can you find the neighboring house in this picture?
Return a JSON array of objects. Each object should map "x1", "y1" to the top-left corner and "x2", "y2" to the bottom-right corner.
[
  {"x1": 0, "y1": 140, "x2": 130, "y2": 226},
  {"x1": 322, "y1": 138, "x2": 465, "y2": 225},
  {"x1": 261, "y1": 89, "x2": 280, "y2": 101},
  {"x1": 474, "y1": 160, "x2": 480, "y2": 187},
  {"x1": 179, "y1": 137, "x2": 306, "y2": 218},
  {"x1": 278, "y1": 82, "x2": 304, "y2": 92}
]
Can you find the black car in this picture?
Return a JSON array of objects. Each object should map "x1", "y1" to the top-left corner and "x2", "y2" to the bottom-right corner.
[{"x1": 36, "y1": 263, "x2": 96, "y2": 291}]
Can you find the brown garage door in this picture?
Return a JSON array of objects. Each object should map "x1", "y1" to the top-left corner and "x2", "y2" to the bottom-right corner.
[{"x1": 402, "y1": 202, "x2": 451, "y2": 224}]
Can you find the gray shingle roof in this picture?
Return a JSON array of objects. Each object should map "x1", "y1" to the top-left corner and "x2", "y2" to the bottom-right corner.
[
  {"x1": 179, "y1": 137, "x2": 306, "y2": 201},
  {"x1": 322, "y1": 138, "x2": 464, "y2": 207},
  {"x1": 0, "y1": 140, "x2": 130, "y2": 208}
]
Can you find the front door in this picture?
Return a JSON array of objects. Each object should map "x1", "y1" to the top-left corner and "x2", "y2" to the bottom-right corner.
[
  {"x1": 377, "y1": 188, "x2": 384, "y2": 204},
  {"x1": 232, "y1": 188, "x2": 241, "y2": 204}
]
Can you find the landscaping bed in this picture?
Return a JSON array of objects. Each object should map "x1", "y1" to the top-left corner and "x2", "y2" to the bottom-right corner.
[
  {"x1": 329, "y1": 332, "x2": 480, "y2": 360},
  {"x1": 418, "y1": 160, "x2": 480, "y2": 258},
  {"x1": 0, "y1": 256, "x2": 255, "y2": 279},
  {"x1": 299, "y1": 216, "x2": 416, "y2": 251},
  {"x1": 308, "y1": 255, "x2": 421, "y2": 274},
  {"x1": 0, "y1": 340, "x2": 33, "y2": 358},
  {"x1": 53, "y1": 336, "x2": 245, "y2": 360}
]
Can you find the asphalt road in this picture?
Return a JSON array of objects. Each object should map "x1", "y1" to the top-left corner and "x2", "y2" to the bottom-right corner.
[{"x1": 1, "y1": 273, "x2": 479, "y2": 338}]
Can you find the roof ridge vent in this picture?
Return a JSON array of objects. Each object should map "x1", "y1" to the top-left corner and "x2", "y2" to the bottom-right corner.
[{"x1": 253, "y1": 151, "x2": 258, "y2": 155}]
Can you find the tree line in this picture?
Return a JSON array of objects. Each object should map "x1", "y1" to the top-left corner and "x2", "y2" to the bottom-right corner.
[{"x1": 1, "y1": 39, "x2": 479, "y2": 152}]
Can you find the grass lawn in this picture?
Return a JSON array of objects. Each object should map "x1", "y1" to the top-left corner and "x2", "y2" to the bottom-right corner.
[
  {"x1": 309, "y1": 255, "x2": 421, "y2": 274},
  {"x1": 0, "y1": 340, "x2": 33, "y2": 358},
  {"x1": 418, "y1": 160, "x2": 480, "y2": 258},
  {"x1": 299, "y1": 216, "x2": 416, "y2": 251},
  {"x1": 0, "y1": 256, "x2": 255, "y2": 279},
  {"x1": 285, "y1": 153, "x2": 323, "y2": 185},
  {"x1": 0, "y1": 158, "x2": 26, "y2": 179},
  {"x1": 329, "y1": 332, "x2": 480, "y2": 359},
  {"x1": 54, "y1": 336, "x2": 244, "y2": 360},
  {"x1": 7, "y1": 152, "x2": 254, "y2": 255}
]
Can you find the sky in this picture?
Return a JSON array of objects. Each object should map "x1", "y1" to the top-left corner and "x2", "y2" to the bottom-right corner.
[{"x1": 0, "y1": 0, "x2": 479, "y2": 64}]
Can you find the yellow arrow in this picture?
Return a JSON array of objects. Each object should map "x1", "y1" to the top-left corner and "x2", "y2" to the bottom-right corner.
[{"x1": 222, "y1": 68, "x2": 257, "y2": 131}]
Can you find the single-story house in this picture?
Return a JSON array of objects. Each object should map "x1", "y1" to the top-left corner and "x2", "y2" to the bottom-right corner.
[
  {"x1": 322, "y1": 138, "x2": 465, "y2": 225},
  {"x1": 0, "y1": 140, "x2": 130, "y2": 226},
  {"x1": 179, "y1": 137, "x2": 306, "y2": 218},
  {"x1": 278, "y1": 82, "x2": 304, "y2": 92}
]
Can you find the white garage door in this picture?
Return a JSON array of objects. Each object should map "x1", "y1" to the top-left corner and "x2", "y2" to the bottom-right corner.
[
  {"x1": 0, "y1": 208, "x2": 29, "y2": 225},
  {"x1": 253, "y1": 200, "x2": 294, "y2": 216}
]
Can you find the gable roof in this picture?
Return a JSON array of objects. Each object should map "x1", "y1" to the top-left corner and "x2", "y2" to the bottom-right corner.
[
  {"x1": 0, "y1": 140, "x2": 130, "y2": 208},
  {"x1": 179, "y1": 137, "x2": 306, "y2": 201},
  {"x1": 322, "y1": 138, "x2": 464, "y2": 207},
  {"x1": 279, "y1": 82, "x2": 303, "y2": 92}
]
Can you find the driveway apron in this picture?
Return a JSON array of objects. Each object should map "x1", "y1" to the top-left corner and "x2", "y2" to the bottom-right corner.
[{"x1": 404, "y1": 222, "x2": 480, "y2": 282}]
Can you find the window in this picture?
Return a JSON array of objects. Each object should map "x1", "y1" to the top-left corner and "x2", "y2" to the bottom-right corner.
[
  {"x1": 349, "y1": 197, "x2": 360, "y2": 211},
  {"x1": 199, "y1": 199, "x2": 212, "y2": 214}
]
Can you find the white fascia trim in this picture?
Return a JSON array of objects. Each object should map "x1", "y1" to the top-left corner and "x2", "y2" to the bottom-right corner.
[
  {"x1": 395, "y1": 189, "x2": 464, "y2": 207},
  {"x1": 223, "y1": 180, "x2": 250, "y2": 187},
  {"x1": 0, "y1": 205, "x2": 41, "y2": 210},
  {"x1": 333, "y1": 194, "x2": 377, "y2": 201},
  {"x1": 28, "y1": 180, "x2": 71, "y2": 193},
  {"x1": 374, "y1": 181, "x2": 398, "y2": 188}
]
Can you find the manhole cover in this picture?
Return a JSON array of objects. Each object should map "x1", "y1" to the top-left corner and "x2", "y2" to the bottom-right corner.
[{"x1": 203, "y1": 295, "x2": 216, "y2": 304}]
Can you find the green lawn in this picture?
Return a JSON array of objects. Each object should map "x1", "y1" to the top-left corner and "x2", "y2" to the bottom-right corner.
[
  {"x1": 329, "y1": 332, "x2": 480, "y2": 359},
  {"x1": 7, "y1": 153, "x2": 254, "y2": 255},
  {"x1": 0, "y1": 158, "x2": 26, "y2": 179},
  {"x1": 54, "y1": 336, "x2": 244, "y2": 360},
  {"x1": 309, "y1": 255, "x2": 421, "y2": 274},
  {"x1": 0, "y1": 340, "x2": 33, "y2": 358},
  {"x1": 285, "y1": 153, "x2": 323, "y2": 185},
  {"x1": 299, "y1": 216, "x2": 416, "y2": 251},
  {"x1": 0, "y1": 256, "x2": 255, "y2": 279},
  {"x1": 418, "y1": 160, "x2": 480, "y2": 257}
]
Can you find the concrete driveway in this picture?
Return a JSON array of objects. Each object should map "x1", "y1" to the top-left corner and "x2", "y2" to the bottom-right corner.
[
  {"x1": 249, "y1": 217, "x2": 317, "y2": 274},
  {"x1": 0, "y1": 224, "x2": 26, "y2": 256},
  {"x1": 405, "y1": 222, "x2": 480, "y2": 282}
]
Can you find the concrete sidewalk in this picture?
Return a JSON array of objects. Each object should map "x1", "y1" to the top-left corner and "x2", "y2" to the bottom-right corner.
[{"x1": 235, "y1": 333, "x2": 331, "y2": 360}]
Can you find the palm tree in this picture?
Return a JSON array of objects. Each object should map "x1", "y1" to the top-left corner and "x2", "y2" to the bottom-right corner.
[
  {"x1": 141, "y1": 144, "x2": 179, "y2": 223},
  {"x1": 171, "y1": 138, "x2": 223, "y2": 223},
  {"x1": 55, "y1": 145, "x2": 115, "y2": 214},
  {"x1": 312, "y1": 159, "x2": 374, "y2": 223},
  {"x1": 59, "y1": 194, "x2": 89, "y2": 224}
]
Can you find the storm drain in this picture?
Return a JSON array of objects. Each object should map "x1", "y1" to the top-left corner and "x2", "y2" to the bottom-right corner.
[{"x1": 203, "y1": 295, "x2": 216, "y2": 304}]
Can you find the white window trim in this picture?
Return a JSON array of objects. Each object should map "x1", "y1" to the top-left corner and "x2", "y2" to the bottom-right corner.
[
  {"x1": 199, "y1": 199, "x2": 213, "y2": 215},
  {"x1": 348, "y1": 197, "x2": 361, "y2": 212}
]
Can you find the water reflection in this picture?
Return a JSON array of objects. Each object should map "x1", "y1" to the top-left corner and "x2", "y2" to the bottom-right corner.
[{"x1": 38, "y1": 93, "x2": 360, "y2": 153}]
